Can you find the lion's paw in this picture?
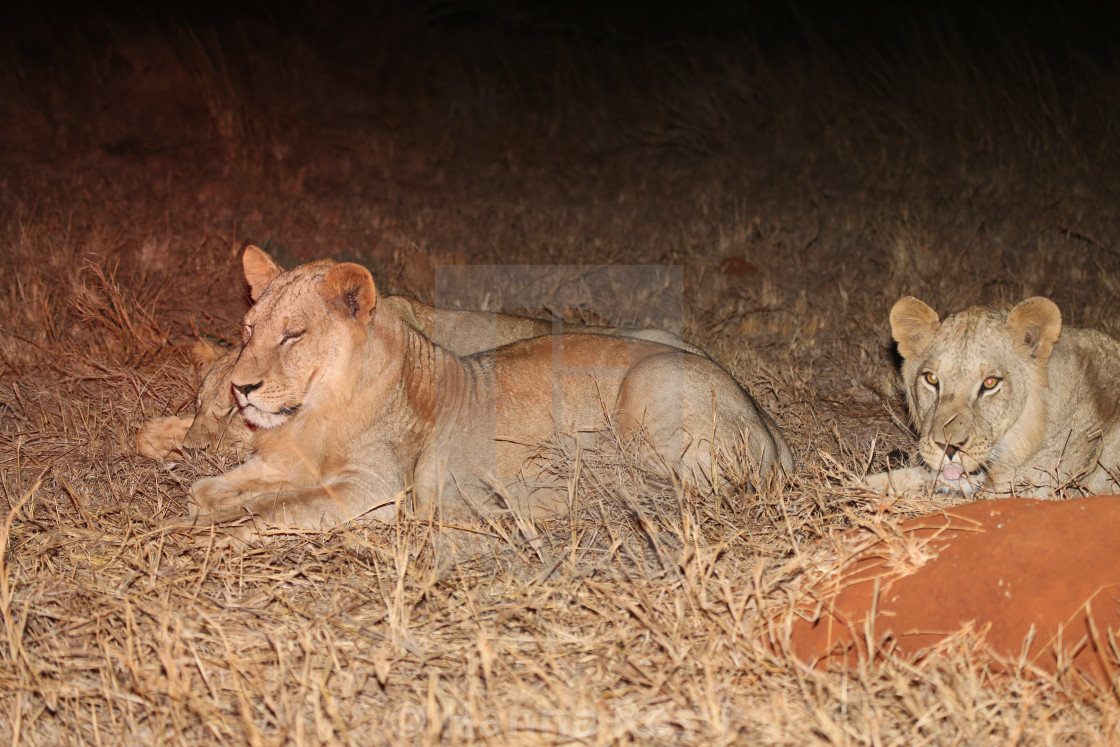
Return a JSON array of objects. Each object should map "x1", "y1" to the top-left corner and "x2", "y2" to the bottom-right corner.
[
  {"x1": 863, "y1": 471, "x2": 892, "y2": 491},
  {"x1": 135, "y1": 416, "x2": 192, "y2": 458},
  {"x1": 188, "y1": 476, "x2": 253, "y2": 514},
  {"x1": 863, "y1": 466, "x2": 933, "y2": 495}
]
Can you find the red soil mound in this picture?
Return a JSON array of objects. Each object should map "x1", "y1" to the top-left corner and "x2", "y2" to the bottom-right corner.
[{"x1": 788, "y1": 496, "x2": 1120, "y2": 687}]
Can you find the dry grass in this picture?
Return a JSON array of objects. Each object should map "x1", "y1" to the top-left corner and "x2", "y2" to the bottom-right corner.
[{"x1": 2, "y1": 3, "x2": 1119, "y2": 743}]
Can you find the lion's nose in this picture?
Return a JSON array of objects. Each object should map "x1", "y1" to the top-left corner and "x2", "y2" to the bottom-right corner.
[
  {"x1": 934, "y1": 441, "x2": 962, "y2": 459},
  {"x1": 233, "y1": 381, "x2": 263, "y2": 396}
]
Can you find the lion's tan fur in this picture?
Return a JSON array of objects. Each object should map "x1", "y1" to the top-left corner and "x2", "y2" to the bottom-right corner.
[
  {"x1": 187, "y1": 247, "x2": 792, "y2": 530},
  {"x1": 134, "y1": 339, "x2": 244, "y2": 459},
  {"x1": 867, "y1": 296, "x2": 1120, "y2": 497},
  {"x1": 137, "y1": 271, "x2": 705, "y2": 459}
]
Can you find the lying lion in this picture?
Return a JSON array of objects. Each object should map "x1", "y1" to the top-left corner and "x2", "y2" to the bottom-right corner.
[
  {"x1": 187, "y1": 246, "x2": 793, "y2": 529},
  {"x1": 136, "y1": 283, "x2": 707, "y2": 459},
  {"x1": 135, "y1": 339, "x2": 245, "y2": 459},
  {"x1": 866, "y1": 295, "x2": 1120, "y2": 497}
]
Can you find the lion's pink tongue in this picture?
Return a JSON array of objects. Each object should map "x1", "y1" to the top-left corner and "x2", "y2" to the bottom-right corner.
[{"x1": 941, "y1": 464, "x2": 963, "y2": 481}]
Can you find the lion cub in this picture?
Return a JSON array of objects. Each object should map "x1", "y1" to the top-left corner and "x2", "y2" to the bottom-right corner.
[
  {"x1": 188, "y1": 246, "x2": 793, "y2": 529},
  {"x1": 866, "y1": 296, "x2": 1120, "y2": 498}
]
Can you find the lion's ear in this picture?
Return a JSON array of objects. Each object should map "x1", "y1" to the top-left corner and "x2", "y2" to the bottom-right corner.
[
  {"x1": 1007, "y1": 297, "x2": 1061, "y2": 363},
  {"x1": 890, "y1": 296, "x2": 941, "y2": 359},
  {"x1": 189, "y1": 338, "x2": 223, "y2": 378},
  {"x1": 321, "y1": 262, "x2": 377, "y2": 323},
  {"x1": 243, "y1": 245, "x2": 284, "y2": 301}
]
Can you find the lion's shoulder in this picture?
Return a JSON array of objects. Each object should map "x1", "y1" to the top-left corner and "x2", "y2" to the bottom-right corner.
[{"x1": 1047, "y1": 326, "x2": 1120, "y2": 420}]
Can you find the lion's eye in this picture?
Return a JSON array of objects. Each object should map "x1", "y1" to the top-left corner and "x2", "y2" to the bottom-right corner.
[
  {"x1": 242, "y1": 324, "x2": 253, "y2": 343},
  {"x1": 281, "y1": 330, "x2": 304, "y2": 345},
  {"x1": 980, "y1": 376, "x2": 1001, "y2": 391},
  {"x1": 923, "y1": 371, "x2": 939, "y2": 387}
]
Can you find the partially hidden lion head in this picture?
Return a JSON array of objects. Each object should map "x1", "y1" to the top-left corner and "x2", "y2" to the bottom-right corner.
[
  {"x1": 231, "y1": 245, "x2": 379, "y2": 430},
  {"x1": 890, "y1": 296, "x2": 1062, "y2": 494},
  {"x1": 183, "y1": 339, "x2": 249, "y2": 450}
]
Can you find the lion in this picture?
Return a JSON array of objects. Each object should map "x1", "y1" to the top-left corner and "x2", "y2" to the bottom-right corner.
[
  {"x1": 187, "y1": 246, "x2": 793, "y2": 529},
  {"x1": 865, "y1": 295, "x2": 1120, "y2": 498},
  {"x1": 135, "y1": 339, "x2": 243, "y2": 459},
  {"x1": 136, "y1": 285, "x2": 707, "y2": 460}
]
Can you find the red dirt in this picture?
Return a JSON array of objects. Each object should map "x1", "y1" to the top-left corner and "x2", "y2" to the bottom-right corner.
[{"x1": 788, "y1": 496, "x2": 1120, "y2": 688}]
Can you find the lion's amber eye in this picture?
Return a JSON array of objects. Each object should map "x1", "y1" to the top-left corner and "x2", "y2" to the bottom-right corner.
[
  {"x1": 923, "y1": 371, "x2": 939, "y2": 386},
  {"x1": 981, "y1": 376, "x2": 1000, "y2": 391}
]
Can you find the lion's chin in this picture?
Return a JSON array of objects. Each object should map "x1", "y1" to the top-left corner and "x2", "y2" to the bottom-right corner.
[{"x1": 241, "y1": 406, "x2": 292, "y2": 430}]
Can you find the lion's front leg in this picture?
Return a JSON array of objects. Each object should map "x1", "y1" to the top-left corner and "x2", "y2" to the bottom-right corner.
[
  {"x1": 863, "y1": 466, "x2": 934, "y2": 495},
  {"x1": 234, "y1": 484, "x2": 400, "y2": 528},
  {"x1": 188, "y1": 459, "x2": 289, "y2": 515},
  {"x1": 190, "y1": 461, "x2": 403, "y2": 530},
  {"x1": 189, "y1": 475, "x2": 251, "y2": 515}
]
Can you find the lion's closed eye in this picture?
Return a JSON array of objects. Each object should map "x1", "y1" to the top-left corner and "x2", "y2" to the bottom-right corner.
[{"x1": 281, "y1": 330, "x2": 305, "y2": 345}]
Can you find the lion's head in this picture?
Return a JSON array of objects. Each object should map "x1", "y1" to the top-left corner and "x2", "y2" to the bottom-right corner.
[
  {"x1": 890, "y1": 296, "x2": 1062, "y2": 494},
  {"x1": 181, "y1": 339, "x2": 249, "y2": 450},
  {"x1": 230, "y1": 245, "x2": 379, "y2": 430}
]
